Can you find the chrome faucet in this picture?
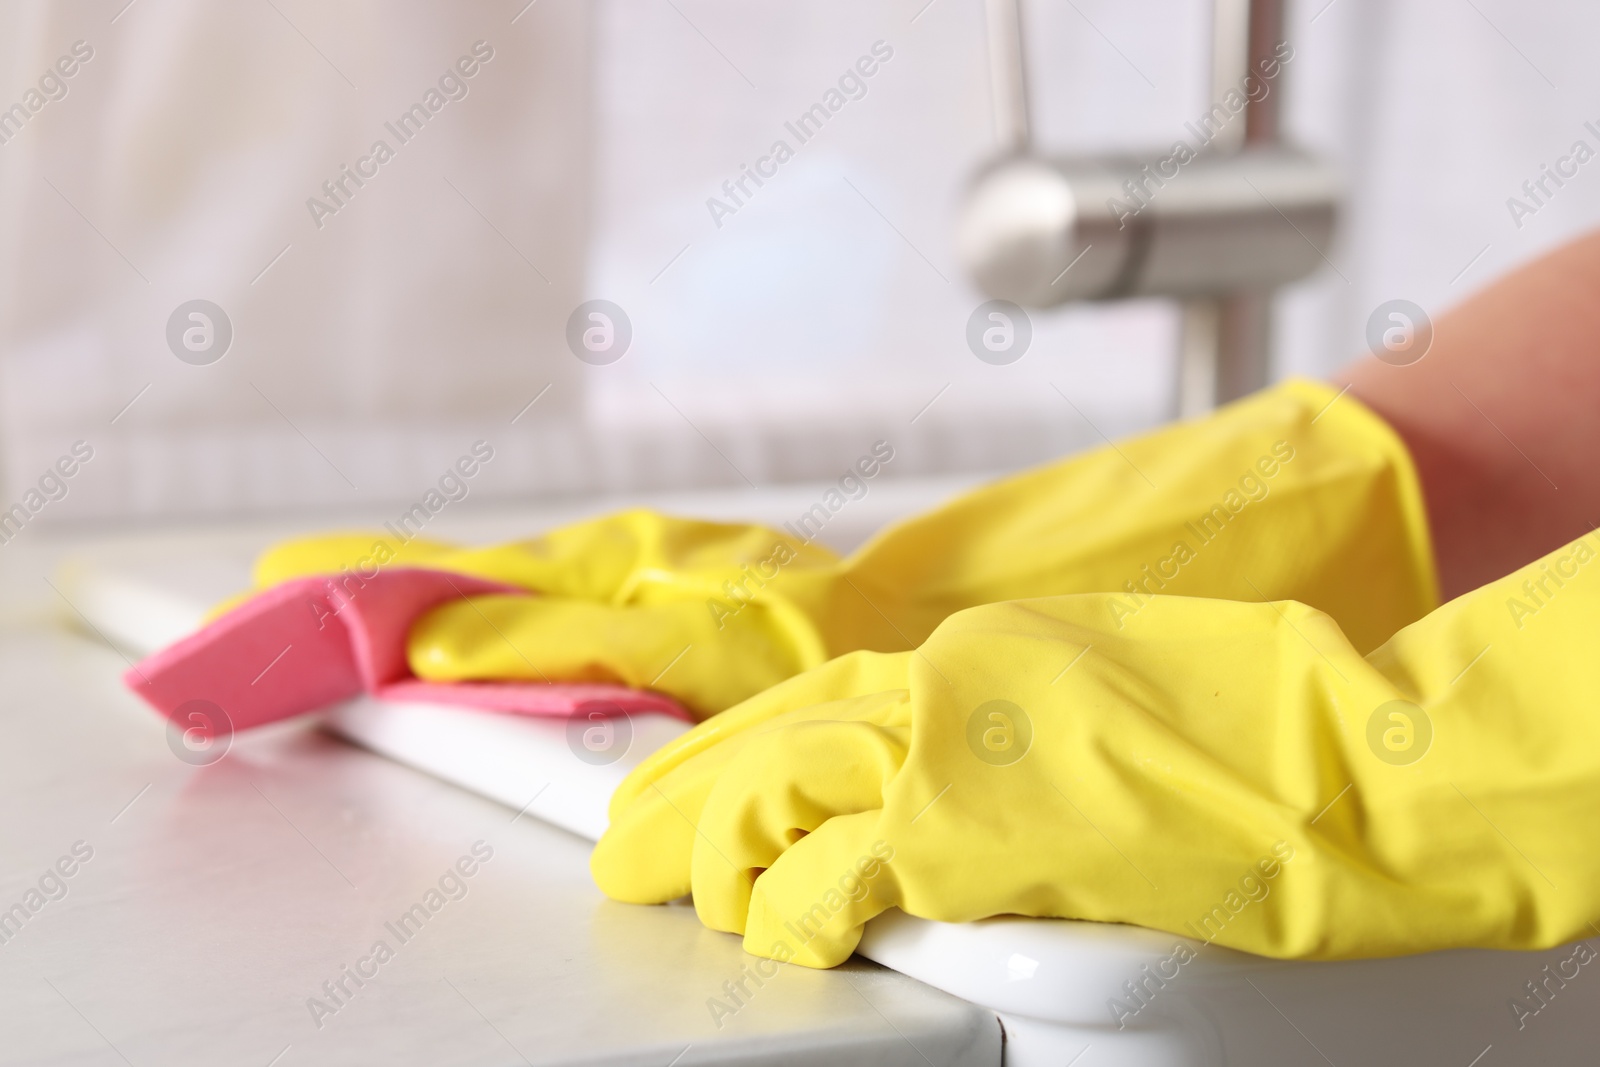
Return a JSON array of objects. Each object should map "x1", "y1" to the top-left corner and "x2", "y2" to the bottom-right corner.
[{"x1": 957, "y1": 0, "x2": 1340, "y2": 415}]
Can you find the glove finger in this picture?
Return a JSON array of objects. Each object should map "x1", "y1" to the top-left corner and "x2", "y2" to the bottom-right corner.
[
  {"x1": 426, "y1": 522, "x2": 638, "y2": 600},
  {"x1": 410, "y1": 594, "x2": 660, "y2": 685},
  {"x1": 408, "y1": 594, "x2": 794, "y2": 716},
  {"x1": 591, "y1": 729, "x2": 757, "y2": 904},
  {"x1": 591, "y1": 687, "x2": 906, "y2": 906},
  {"x1": 589, "y1": 779, "x2": 698, "y2": 904},
  {"x1": 253, "y1": 532, "x2": 458, "y2": 588},
  {"x1": 691, "y1": 694, "x2": 910, "y2": 934},
  {"x1": 607, "y1": 649, "x2": 915, "y2": 818},
  {"x1": 428, "y1": 509, "x2": 839, "y2": 600},
  {"x1": 742, "y1": 810, "x2": 899, "y2": 968}
]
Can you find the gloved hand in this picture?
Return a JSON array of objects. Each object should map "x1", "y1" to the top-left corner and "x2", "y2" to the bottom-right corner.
[
  {"x1": 254, "y1": 379, "x2": 1436, "y2": 718},
  {"x1": 253, "y1": 514, "x2": 844, "y2": 716},
  {"x1": 592, "y1": 529, "x2": 1600, "y2": 967}
]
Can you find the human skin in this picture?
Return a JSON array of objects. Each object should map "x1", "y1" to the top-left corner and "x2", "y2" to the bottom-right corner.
[{"x1": 1337, "y1": 230, "x2": 1600, "y2": 601}]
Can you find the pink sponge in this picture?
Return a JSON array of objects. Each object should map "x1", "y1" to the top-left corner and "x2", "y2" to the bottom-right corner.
[{"x1": 123, "y1": 568, "x2": 687, "y2": 732}]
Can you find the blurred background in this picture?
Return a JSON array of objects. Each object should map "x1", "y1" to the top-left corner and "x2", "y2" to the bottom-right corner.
[{"x1": 0, "y1": 0, "x2": 1594, "y2": 531}]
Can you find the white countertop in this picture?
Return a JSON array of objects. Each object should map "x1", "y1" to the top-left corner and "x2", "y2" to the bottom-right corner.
[
  {"x1": 0, "y1": 477, "x2": 1001, "y2": 1066},
  {"x1": 0, "y1": 619, "x2": 1000, "y2": 1066}
]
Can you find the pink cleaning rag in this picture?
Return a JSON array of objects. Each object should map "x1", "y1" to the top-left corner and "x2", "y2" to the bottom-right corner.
[{"x1": 123, "y1": 568, "x2": 687, "y2": 732}]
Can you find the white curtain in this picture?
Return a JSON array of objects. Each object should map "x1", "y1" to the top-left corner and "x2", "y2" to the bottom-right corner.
[{"x1": 0, "y1": 0, "x2": 595, "y2": 520}]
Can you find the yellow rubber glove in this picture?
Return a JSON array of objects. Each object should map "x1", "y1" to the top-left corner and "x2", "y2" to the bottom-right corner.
[
  {"x1": 253, "y1": 379, "x2": 1435, "y2": 718},
  {"x1": 593, "y1": 529, "x2": 1600, "y2": 967}
]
